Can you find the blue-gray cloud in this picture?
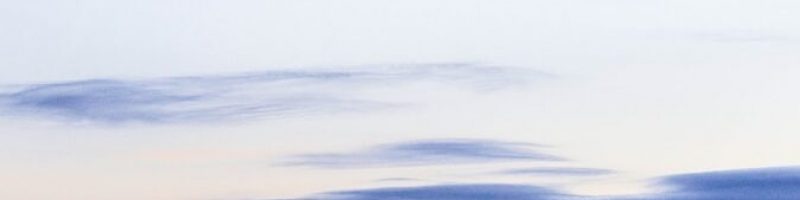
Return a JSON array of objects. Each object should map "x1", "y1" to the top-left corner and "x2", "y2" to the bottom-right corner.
[
  {"x1": 0, "y1": 63, "x2": 547, "y2": 123},
  {"x1": 0, "y1": 78, "x2": 381, "y2": 123},
  {"x1": 646, "y1": 166, "x2": 800, "y2": 200},
  {"x1": 495, "y1": 167, "x2": 615, "y2": 177},
  {"x1": 317, "y1": 184, "x2": 576, "y2": 200},
  {"x1": 281, "y1": 139, "x2": 564, "y2": 168},
  {"x1": 1, "y1": 80, "x2": 194, "y2": 122}
]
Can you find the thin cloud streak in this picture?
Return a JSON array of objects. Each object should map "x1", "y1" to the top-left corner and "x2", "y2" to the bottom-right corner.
[
  {"x1": 317, "y1": 184, "x2": 576, "y2": 200},
  {"x1": 280, "y1": 139, "x2": 564, "y2": 168},
  {"x1": 0, "y1": 63, "x2": 548, "y2": 124},
  {"x1": 495, "y1": 167, "x2": 615, "y2": 176}
]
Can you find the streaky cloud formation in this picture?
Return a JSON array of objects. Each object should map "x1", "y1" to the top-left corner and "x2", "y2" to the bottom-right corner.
[
  {"x1": 281, "y1": 139, "x2": 564, "y2": 168},
  {"x1": 0, "y1": 63, "x2": 547, "y2": 123},
  {"x1": 495, "y1": 167, "x2": 615, "y2": 176},
  {"x1": 317, "y1": 184, "x2": 576, "y2": 200},
  {"x1": 285, "y1": 166, "x2": 800, "y2": 200},
  {"x1": 648, "y1": 166, "x2": 800, "y2": 200}
]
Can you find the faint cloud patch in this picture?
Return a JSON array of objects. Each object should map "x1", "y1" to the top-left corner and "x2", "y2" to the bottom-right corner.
[{"x1": 279, "y1": 139, "x2": 564, "y2": 169}]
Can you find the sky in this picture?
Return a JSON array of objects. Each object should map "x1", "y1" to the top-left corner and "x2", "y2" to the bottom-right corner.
[{"x1": 1, "y1": 1, "x2": 799, "y2": 200}]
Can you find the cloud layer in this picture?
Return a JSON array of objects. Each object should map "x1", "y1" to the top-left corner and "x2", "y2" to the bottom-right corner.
[
  {"x1": 281, "y1": 139, "x2": 563, "y2": 168},
  {"x1": 0, "y1": 63, "x2": 545, "y2": 123}
]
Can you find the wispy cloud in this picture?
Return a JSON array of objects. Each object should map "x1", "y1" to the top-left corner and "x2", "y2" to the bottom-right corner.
[
  {"x1": 0, "y1": 63, "x2": 547, "y2": 123},
  {"x1": 316, "y1": 184, "x2": 576, "y2": 200},
  {"x1": 280, "y1": 139, "x2": 564, "y2": 168},
  {"x1": 494, "y1": 167, "x2": 615, "y2": 177},
  {"x1": 0, "y1": 78, "x2": 382, "y2": 123}
]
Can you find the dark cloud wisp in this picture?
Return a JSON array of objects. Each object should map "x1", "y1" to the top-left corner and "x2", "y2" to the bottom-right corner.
[{"x1": 0, "y1": 79, "x2": 379, "y2": 123}]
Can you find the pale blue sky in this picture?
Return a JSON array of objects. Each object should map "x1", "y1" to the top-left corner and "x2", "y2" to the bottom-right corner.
[
  {"x1": 0, "y1": 1, "x2": 799, "y2": 200},
  {"x1": 2, "y1": 0, "x2": 798, "y2": 83}
]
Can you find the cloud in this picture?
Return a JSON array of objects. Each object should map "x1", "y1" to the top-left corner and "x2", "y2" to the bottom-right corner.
[
  {"x1": 0, "y1": 78, "x2": 380, "y2": 123},
  {"x1": 279, "y1": 166, "x2": 800, "y2": 200},
  {"x1": 281, "y1": 139, "x2": 564, "y2": 168},
  {"x1": 495, "y1": 167, "x2": 615, "y2": 176},
  {"x1": 0, "y1": 80, "x2": 195, "y2": 122},
  {"x1": 316, "y1": 184, "x2": 576, "y2": 200},
  {"x1": 646, "y1": 166, "x2": 800, "y2": 200},
  {"x1": 0, "y1": 63, "x2": 547, "y2": 123}
]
